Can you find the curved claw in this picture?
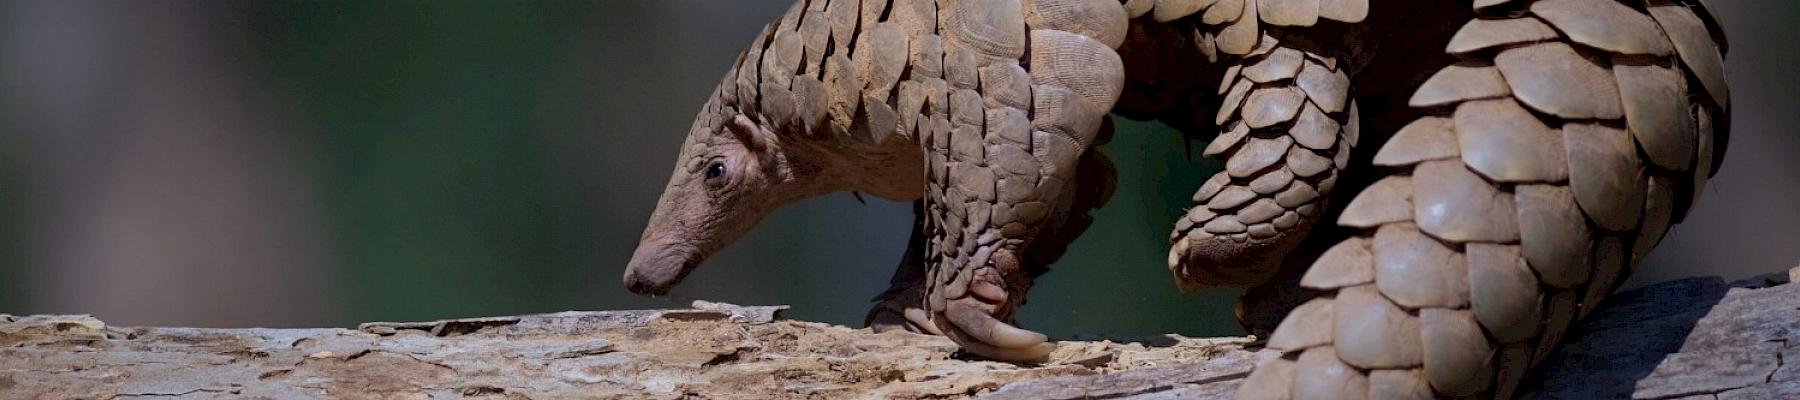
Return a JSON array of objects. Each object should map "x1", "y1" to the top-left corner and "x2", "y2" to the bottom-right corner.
[
  {"x1": 957, "y1": 335, "x2": 1057, "y2": 361},
  {"x1": 943, "y1": 297, "x2": 1051, "y2": 360},
  {"x1": 905, "y1": 307, "x2": 944, "y2": 335}
]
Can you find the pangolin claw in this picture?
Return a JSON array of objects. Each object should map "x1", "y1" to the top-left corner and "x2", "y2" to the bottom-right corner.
[
  {"x1": 905, "y1": 307, "x2": 944, "y2": 335},
  {"x1": 866, "y1": 300, "x2": 943, "y2": 335},
  {"x1": 944, "y1": 297, "x2": 1051, "y2": 360},
  {"x1": 957, "y1": 336, "x2": 1057, "y2": 362}
]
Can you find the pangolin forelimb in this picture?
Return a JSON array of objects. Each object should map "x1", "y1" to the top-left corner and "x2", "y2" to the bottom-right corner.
[{"x1": 917, "y1": 0, "x2": 1129, "y2": 361}]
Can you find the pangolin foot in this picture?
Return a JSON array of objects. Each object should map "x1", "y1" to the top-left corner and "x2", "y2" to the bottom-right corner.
[{"x1": 934, "y1": 253, "x2": 1054, "y2": 362}]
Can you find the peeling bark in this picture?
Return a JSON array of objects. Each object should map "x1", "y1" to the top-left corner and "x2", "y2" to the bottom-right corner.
[{"x1": 2, "y1": 271, "x2": 1796, "y2": 400}]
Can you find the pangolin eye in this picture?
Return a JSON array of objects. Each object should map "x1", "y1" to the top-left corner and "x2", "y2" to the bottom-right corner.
[{"x1": 704, "y1": 162, "x2": 726, "y2": 180}]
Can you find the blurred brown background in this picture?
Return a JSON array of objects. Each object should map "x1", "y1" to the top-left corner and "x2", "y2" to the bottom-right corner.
[{"x1": 0, "y1": 0, "x2": 1794, "y2": 339}]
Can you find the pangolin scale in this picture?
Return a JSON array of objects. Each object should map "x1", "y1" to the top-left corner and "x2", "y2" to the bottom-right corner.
[{"x1": 623, "y1": 0, "x2": 1732, "y2": 398}]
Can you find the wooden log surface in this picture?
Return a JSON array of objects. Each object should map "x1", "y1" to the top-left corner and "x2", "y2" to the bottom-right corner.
[{"x1": 2, "y1": 269, "x2": 1795, "y2": 400}]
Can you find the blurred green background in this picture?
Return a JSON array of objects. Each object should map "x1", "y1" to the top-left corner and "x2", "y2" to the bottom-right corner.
[{"x1": 0, "y1": 1, "x2": 1796, "y2": 340}]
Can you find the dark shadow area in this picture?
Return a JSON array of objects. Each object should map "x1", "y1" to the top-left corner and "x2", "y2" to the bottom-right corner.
[{"x1": 1520, "y1": 277, "x2": 1733, "y2": 399}]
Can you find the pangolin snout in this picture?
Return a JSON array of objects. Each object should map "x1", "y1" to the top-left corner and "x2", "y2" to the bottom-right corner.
[{"x1": 623, "y1": 240, "x2": 697, "y2": 296}]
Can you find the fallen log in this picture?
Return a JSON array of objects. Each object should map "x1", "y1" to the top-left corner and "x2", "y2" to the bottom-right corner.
[{"x1": 1, "y1": 269, "x2": 1795, "y2": 399}]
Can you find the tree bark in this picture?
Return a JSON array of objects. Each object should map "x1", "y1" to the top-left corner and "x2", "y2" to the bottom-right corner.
[{"x1": 2, "y1": 270, "x2": 1795, "y2": 400}]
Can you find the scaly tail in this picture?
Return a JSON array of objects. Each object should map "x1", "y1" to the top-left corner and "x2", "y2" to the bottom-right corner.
[{"x1": 1236, "y1": 0, "x2": 1729, "y2": 398}]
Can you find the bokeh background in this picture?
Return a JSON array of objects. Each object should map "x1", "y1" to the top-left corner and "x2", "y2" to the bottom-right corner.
[{"x1": 1, "y1": 1, "x2": 1795, "y2": 339}]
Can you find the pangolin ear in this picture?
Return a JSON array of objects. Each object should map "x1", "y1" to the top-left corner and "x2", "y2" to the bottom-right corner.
[{"x1": 727, "y1": 114, "x2": 779, "y2": 154}]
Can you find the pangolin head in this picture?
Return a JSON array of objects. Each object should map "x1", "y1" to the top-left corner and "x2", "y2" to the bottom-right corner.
[{"x1": 623, "y1": 89, "x2": 820, "y2": 296}]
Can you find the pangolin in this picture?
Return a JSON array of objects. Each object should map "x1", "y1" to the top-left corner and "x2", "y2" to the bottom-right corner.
[{"x1": 623, "y1": 0, "x2": 1732, "y2": 398}]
